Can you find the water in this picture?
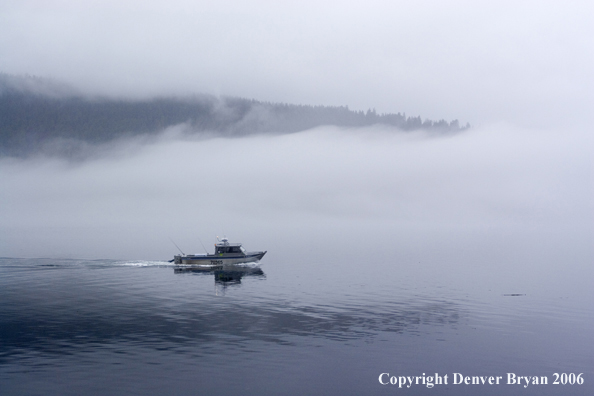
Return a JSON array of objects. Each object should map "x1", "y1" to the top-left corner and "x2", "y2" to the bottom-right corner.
[{"x1": 1, "y1": 233, "x2": 592, "y2": 395}]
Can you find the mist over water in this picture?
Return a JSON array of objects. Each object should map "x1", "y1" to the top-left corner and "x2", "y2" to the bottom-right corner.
[{"x1": 0, "y1": 124, "x2": 590, "y2": 261}]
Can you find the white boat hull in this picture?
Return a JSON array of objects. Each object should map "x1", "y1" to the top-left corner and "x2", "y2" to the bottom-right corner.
[{"x1": 174, "y1": 251, "x2": 266, "y2": 266}]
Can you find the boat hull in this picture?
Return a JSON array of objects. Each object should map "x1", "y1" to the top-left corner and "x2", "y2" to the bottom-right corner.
[{"x1": 174, "y1": 251, "x2": 266, "y2": 266}]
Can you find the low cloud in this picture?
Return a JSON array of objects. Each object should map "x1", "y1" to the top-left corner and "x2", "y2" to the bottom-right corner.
[{"x1": 0, "y1": 124, "x2": 590, "y2": 261}]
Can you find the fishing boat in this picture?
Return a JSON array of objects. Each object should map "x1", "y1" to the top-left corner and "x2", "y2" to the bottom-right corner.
[{"x1": 173, "y1": 237, "x2": 266, "y2": 266}]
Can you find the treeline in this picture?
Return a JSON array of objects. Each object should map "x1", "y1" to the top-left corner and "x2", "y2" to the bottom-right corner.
[{"x1": 0, "y1": 74, "x2": 469, "y2": 156}]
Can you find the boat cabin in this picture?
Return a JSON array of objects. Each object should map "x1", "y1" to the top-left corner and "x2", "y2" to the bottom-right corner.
[{"x1": 215, "y1": 243, "x2": 246, "y2": 255}]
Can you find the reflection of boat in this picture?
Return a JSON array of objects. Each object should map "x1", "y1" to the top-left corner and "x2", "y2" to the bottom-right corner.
[
  {"x1": 173, "y1": 237, "x2": 266, "y2": 266},
  {"x1": 174, "y1": 265, "x2": 265, "y2": 285}
]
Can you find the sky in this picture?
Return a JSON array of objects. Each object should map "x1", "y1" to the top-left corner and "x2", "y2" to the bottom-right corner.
[{"x1": 1, "y1": 0, "x2": 592, "y2": 128}]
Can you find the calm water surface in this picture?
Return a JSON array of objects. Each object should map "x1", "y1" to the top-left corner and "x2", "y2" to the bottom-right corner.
[{"x1": 1, "y1": 231, "x2": 592, "y2": 396}]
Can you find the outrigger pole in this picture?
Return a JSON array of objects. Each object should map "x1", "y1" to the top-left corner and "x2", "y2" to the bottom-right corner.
[
  {"x1": 169, "y1": 238, "x2": 185, "y2": 256},
  {"x1": 197, "y1": 237, "x2": 208, "y2": 254}
]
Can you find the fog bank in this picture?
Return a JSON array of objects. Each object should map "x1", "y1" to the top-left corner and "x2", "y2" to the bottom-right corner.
[{"x1": 0, "y1": 124, "x2": 590, "y2": 266}]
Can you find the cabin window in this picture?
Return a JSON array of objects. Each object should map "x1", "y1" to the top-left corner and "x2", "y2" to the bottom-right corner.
[{"x1": 215, "y1": 246, "x2": 244, "y2": 254}]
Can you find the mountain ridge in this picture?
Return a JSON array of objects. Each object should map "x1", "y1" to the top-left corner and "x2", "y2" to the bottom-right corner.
[{"x1": 0, "y1": 74, "x2": 469, "y2": 157}]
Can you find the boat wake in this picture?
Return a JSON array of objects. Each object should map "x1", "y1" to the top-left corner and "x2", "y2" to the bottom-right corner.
[{"x1": 116, "y1": 260, "x2": 175, "y2": 267}]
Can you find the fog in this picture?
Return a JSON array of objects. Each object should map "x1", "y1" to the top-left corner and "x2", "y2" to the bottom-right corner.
[
  {"x1": 1, "y1": 1, "x2": 592, "y2": 129},
  {"x1": 0, "y1": 125, "x2": 590, "y2": 269}
]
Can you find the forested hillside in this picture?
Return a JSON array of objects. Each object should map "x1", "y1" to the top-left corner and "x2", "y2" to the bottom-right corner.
[{"x1": 0, "y1": 74, "x2": 469, "y2": 156}]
